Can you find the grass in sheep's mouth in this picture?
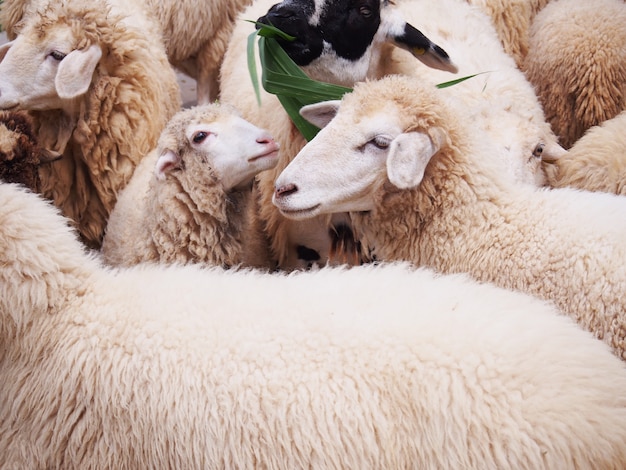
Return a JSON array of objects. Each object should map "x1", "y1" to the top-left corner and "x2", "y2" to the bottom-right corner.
[{"x1": 247, "y1": 21, "x2": 486, "y2": 141}]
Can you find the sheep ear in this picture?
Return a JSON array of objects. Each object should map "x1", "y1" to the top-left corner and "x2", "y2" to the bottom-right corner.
[
  {"x1": 55, "y1": 45, "x2": 102, "y2": 99},
  {"x1": 0, "y1": 41, "x2": 13, "y2": 62},
  {"x1": 155, "y1": 150, "x2": 181, "y2": 181},
  {"x1": 299, "y1": 101, "x2": 341, "y2": 129},
  {"x1": 389, "y1": 23, "x2": 458, "y2": 74},
  {"x1": 387, "y1": 131, "x2": 441, "y2": 189}
]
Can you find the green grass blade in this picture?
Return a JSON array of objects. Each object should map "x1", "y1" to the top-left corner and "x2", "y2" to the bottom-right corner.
[
  {"x1": 247, "y1": 30, "x2": 262, "y2": 107},
  {"x1": 436, "y1": 72, "x2": 491, "y2": 89}
]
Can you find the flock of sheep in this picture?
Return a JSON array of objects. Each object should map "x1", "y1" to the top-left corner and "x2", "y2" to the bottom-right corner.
[{"x1": 1, "y1": 0, "x2": 626, "y2": 467}]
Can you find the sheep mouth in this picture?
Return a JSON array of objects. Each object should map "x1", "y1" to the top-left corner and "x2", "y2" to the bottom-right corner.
[
  {"x1": 248, "y1": 148, "x2": 279, "y2": 163},
  {"x1": 278, "y1": 204, "x2": 321, "y2": 220}
]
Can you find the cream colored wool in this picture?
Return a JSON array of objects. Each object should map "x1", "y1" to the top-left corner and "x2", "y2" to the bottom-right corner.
[
  {"x1": 220, "y1": 0, "x2": 562, "y2": 270},
  {"x1": 523, "y1": 0, "x2": 626, "y2": 149},
  {"x1": 0, "y1": 0, "x2": 253, "y2": 103},
  {"x1": 465, "y1": 0, "x2": 550, "y2": 68},
  {"x1": 274, "y1": 75, "x2": 626, "y2": 359},
  {"x1": 0, "y1": 0, "x2": 182, "y2": 249},
  {"x1": 101, "y1": 104, "x2": 278, "y2": 269},
  {"x1": 2, "y1": 181, "x2": 626, "y2": 469},
  {"x1": 545, "y1": 111, "x2": 626, "y2": 195}
]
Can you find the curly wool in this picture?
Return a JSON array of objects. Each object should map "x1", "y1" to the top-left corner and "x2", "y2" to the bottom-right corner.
[
  {"x1": 0, "y1": 110, "x2": 47, "y2": 192},
  {"x1": 3, "y1": 182, "x2": 626, "y2": 469},
  {"x1": 101, "y1": 105, "x2": 274, "y2": 269},
  {"x1": 523, "y1": 0, "x2": 626, "y2": 149},
  {"x1": 17, "y1": 0, "x2": 181, "y2": 248},
  {"x1": 544, "y1": 111, "x2": 626, "y2": 195}
]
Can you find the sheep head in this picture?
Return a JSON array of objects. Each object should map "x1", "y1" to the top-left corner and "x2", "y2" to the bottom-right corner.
[
  {"x1": 0, "y1": 2, "x2": 106, "y2": 112},
  {"x1": 154, "y1": 105, "x2": 280, "y2": 191},
  {"x1": 273, "y1": 76, "x2": 449, "y2": 219},
  {"x1": 257, "y1": 0, "x2": 457, "y2": 87}
]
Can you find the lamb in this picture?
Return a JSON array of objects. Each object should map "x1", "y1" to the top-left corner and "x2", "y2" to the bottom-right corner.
[
  {"x1": 3, "y1": 181, "x2": 626, "y2": 469},
  {"x1": 465, "y1": 0, "x2": 550, "y2": 68},
  {"x1": 219, "y1": 0, "x2": 564, "y2": 270},
  {"x1": 0, "y1": 0, "x2": 253, "y2": 104},
  {"x1": 101, "y1": 103, "x2": 279, "y2": 269},
  {"x1": 0, "y1": 110, "x2": 59, "y2": 192},
  {"x1": 273, "y1": 75, "x2": 626, "y2": 360},
  {"x1": 543, "y1": 111, "x2": 626, "y2": 195},
  {"x1": 0, "y1": 0, "x2": 182, "y2": 249},
  {"x1": 522, "y1": 0, "x2": 626, "y2": 149}
]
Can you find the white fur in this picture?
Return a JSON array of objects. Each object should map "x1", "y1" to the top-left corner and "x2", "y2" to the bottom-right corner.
[
  {"x1": 102, "y1": 104, "x2": 278, "y2": 269},
  {"x1": 220, "y1": 0, "x2": 563, "y2": 270},
  {"x1": 274, "y1": 75, "x2": 626, "y2": 359},
  {"x1": 2, "y1": 181, "x2": 626, "y2": 468}
]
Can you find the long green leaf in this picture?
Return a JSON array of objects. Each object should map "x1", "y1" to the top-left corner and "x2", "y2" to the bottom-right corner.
[{"x1": 247, "y1": 21, "x2": 486, "y2": 140}]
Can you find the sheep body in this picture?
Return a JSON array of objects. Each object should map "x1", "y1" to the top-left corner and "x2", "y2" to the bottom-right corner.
[
  {"x1": 274, "y1": 75, "x2": 626, "y2": 359},
  {"x1": 523, "y1": 0, "x2": 626, "y2": 149},
  {"x1": 545, "y1": 111, "x2": 626, "y2": 195},
  {"x1": 220, "y1": 0, "x2": 563, "y2": 269},
  {"x1": 465, "y1": 0, "x2": 550, "y2": 68},
  {"x1": 2, "y1": 181, "x2": 626, "y2": 469},
  {"x1": 0, "y1": 0, "x2": 182, "y2": 248},
  {"x1": 101, "y1": 104, "x2": 278, "y2": 269}
]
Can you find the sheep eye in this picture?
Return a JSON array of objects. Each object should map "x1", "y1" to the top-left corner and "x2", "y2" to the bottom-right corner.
[
  {"x1": 192, "y1": 131, "x2": 209, "y2": 143},
  {"x1": 360, "y1": 6, "x2": 372, "y2": 17},
  {"x1": 532, "y1": 143, "x2": 545, "y2": 158},
  {"x1": 49, "y1": 50, "x2": 66, "y2": 61},
  {"x1": 370, "y1": 135, "x2": 391, "y2": 149}
]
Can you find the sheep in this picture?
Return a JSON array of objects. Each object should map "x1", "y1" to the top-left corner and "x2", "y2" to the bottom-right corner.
[
  {"x1": 464, "y1": 0, "x2": 550, "y2": 68},
  {"x1": 219, "y1": 0, "x2": 564, "y2": 270},
  {"x1": 273, "y1": 75, "x2": 626, "y2": 360},
  {"x1": 0, "y1": 0, "x2": 182, "y2": 249},
  {"x1": 3, "y1": 181, "x2": 626, "y2": 469},
  {"x1": 101, "y1": 103, "x2": 279, "y2": 269},
  {"x1": 523, "y1": 0, "x2": 626, "y2": 149},
  {"x1": 543, "y1": 111, "x2": 626, "y2": 195},
  {"x1": 0, "y1": 110, "x2": 59, "y2": 192},
  {"x1": 0, "y1": 0, "x2": 253, "y2": 104}
]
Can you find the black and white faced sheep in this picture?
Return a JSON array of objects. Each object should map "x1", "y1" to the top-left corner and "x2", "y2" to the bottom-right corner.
[
  {"x1": 0, "y1": 110, "x2": 59, "y2": 192},
  {"x1": 220, "y1": 0, "x2": 564, "y2": 270},
  {"x1": 274, "y1": 75, "x2": 626, "y2": 360},
  {"x1": 3, "y1": 181, "x2": 626, "y2": 468},
  {"x1": 102, "y1": 103, "x2": 279, "y2": 269},
  {"x1": 0, "y1": 0, "x2": 182, "y2": 249}
]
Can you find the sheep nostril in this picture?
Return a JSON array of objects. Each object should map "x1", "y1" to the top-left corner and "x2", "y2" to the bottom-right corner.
[{"x1": 275, "y1": 183, "x2": 298, "y2": 198}]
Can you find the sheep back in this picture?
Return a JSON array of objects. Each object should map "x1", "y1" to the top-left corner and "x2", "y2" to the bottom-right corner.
[
  {"x1": 523, "y1": 0, "x2": 626, "y2": 149},
  {"x1": 2, "y1": 181, "x2": 626, "y2": 468}
]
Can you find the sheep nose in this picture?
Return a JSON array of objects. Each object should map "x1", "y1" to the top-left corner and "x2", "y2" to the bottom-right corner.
[{"x1": 275, "y1": 183, "x2": 298, "y2": 198}]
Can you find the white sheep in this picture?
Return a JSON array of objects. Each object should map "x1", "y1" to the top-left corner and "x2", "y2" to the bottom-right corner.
[
  {"x1": 0, "y1": 0, "x2": 182, "y2": 249},
  {"x1": 543, "y1": 111, "x2": 626, "y2": 195},
  {"x1": 101, "y1": 103, "x2": 279, "y2": 269},
  {"x1": 273, "y1": 75, "x2": 626, "y2": 360},
  {"x1": 0, "y1": 0, "x2": 253, "y2": 104},
  {"x1": 220, "y1": 0, "x2": 564, "y2": 270},
  {"x1": 3, "y1": 181, "x2": 626, "y2": 468},
  {"x1": 522, "y1": 0, "x2": 626, "y2": 149}
]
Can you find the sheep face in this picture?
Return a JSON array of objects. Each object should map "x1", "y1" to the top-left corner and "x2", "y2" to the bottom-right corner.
[
  {"x1": 274, "y1": 93, "x2": 443, "y2": 219},
  {"x1": 257, "y1": 0, "x2": 456, "y2": 86},
  {"x1": 155, "y1": 113, "x2": 279, "y2": 191},
  {"x1": 0, "y1": 15, "x2": 102, "y2": 111}
]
